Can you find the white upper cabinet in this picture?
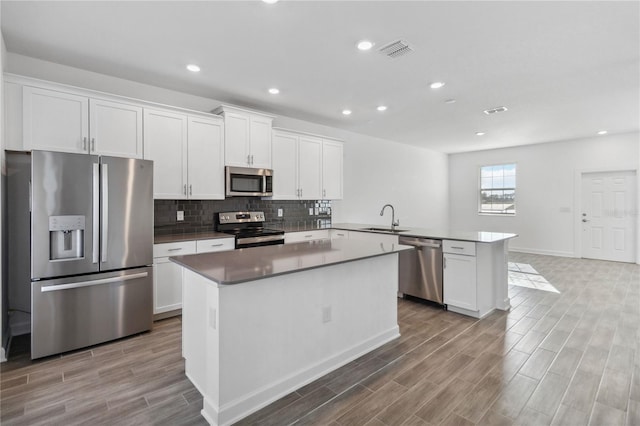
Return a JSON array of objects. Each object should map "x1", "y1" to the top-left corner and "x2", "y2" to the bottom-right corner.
[
  {"x1": 322, "y1": 140, "x2": 343, "y2": 200},
  {"x1": 88, "y1": 98, "x2": 143, "y2": 158},
  {"x1": 271, "y1": 128, "x2": 343, "y2": 200},
  {"x1": 144, "y1": 109, "x2": 225, "y2": 200},
  {"x1": 213, "y1": 105, "x2": 274, "y2": 169},
  {"x1": 23, "y1": 86, "x2": 89, "y2": 154},
  {"x1": 144, "y1": 109, "x2": 188, "y2": 199},
  {"x1": 187, "y1": 116, "x2": 225, "y2": 200},
  {"x1": 23, "y1": 86, "x2": 143, "y2": 158}
]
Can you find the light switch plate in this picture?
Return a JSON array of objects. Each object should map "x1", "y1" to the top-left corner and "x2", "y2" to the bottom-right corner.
[
  {"x1": 278, "y1": 208, "x2": 283, "y2": 217},
  {"x1": 177, "y1": 211, "x2": 184, "y2": 221},
  {"x1": 309, "y1": 208, "x2": 314, "y2": 216}
]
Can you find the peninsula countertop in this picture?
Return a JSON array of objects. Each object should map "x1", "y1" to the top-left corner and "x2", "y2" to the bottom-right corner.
[
  {"x1": 170, "y1": 238, "x2": 411, "y2": 285},
  {"x1": 331, "y1": 223, "x2": 518, "y2": 243}
]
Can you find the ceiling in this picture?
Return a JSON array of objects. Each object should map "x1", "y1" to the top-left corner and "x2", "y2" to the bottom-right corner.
[{"x1": 2, "y1": 1, "x2": 639, "y2": 154}]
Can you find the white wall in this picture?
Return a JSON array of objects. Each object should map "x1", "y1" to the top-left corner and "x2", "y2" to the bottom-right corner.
[
  {"x1": 5, "y1": 53, "x2": 450, "y2": 230},
  {"x1": 449, "y1": 133, "x2": 640, "y2": 258},
  {"x1": 1, "y1": 2, "x2": 7, "y2": 362}
]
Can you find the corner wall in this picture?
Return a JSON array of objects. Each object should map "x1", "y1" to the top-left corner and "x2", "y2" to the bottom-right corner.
[
  {"x1": 1, "y1": 2, "x2": 7, "y2": 362},
  {"x1": 448, "y1": 133, "x2": 639, "y2": 258}
]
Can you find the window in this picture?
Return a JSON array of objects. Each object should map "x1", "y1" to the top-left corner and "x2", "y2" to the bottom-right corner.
[{"x1": 479, "y1": 163, "x2": 516, "y2": 215}]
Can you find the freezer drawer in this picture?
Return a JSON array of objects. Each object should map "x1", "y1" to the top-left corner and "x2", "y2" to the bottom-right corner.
[{"x1": 31, "y1": 267, "x2": 153, "y2": 359}]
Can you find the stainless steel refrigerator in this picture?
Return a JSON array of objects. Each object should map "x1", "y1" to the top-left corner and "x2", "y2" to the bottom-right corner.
[{"x1": 6, "y1": 150, "x2": 154, "y2": 359}]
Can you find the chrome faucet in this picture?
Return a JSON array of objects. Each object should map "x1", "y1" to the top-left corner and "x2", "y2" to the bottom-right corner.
[{"x1": 380, "y1": 204, "x2": 400, "y2": 230}]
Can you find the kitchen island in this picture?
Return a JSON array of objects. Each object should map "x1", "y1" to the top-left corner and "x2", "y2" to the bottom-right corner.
[{"x1": 170, "y1": 239, "x2": 411, "y2": 426}]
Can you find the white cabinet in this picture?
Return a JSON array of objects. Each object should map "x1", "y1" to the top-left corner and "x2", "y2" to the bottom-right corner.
[
  {"x1": 443, "y1": 252, "x2": 477, "y2": 311},
  {"x1": 213, "y1": 105, "x2": 274, "y2": 168},
  {"x1": 348, "y1": 230, "x2": 399, "y2": 246},
  {"x1": 272, "y1": 128, "x2": 343, "y2": 200},
  {"x1": 153, "y1": 237, "x2": 234, "y2": 316},
  {"x1": 153, "y1": 241, "x2": 196, "y2": 315},
  {"x1": 23, "y1": 86, "x2": 143, "y2": 158},
  {"x1": 272, "y1": 129, "x2": 322, "y2": 200},
  {"x1": 144, "y1": 109, "x2": 224, "y2": 200},
  {"x1": 284, "y1": 230, "x2": 330, "y2": 244},
  {"x1": 322, "y1": 140, "x2": 343, "y2": 200}
]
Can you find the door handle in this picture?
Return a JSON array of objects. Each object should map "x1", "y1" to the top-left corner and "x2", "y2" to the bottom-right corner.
[
  {"x1": 41, "y1": 272, "x2": 149, "y2": 292},
  {"x1": 92, "y1": 163, "x2": 100, "y2": 264},
  {"x1": 101, "y1": 163, "x2": 109, "y2": 263}
]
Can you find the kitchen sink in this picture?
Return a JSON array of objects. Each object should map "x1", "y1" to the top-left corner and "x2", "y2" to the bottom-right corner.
[{"x1": 361, "y1": 227, "x2": 408, "y2": 233}]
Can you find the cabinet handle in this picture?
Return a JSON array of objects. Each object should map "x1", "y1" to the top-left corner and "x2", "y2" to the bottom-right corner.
[
  {"x1": 189, "y1": 184, "x2": 193, "y2": 196},
  {"x1": 305, "y1": 234, "x2": 313, "y2": 238},
  {"x1": 251, "y1": 155, "x2": 254, "y2": 165},
  {"x1": 210, "y1": 243, "x2": 223, "y2": 247},
  {"x1": 300, "y1": 188, "x2": 303, "y2": 198},
  {"x1": 323, "y1": 189, "x2": 326, "y2": 198},
  {"x1": 337, "y1": 233, "x2": 345, "y2": 236},
  {"x1": 444, "y1": 257, "x2": 447, "y2": 268},
  {"x1": 451, "y1": 246, "x2": 464, "y2": 250},
  {"x1": 247, "y1": 154, "x2": 251, "y2": 165},
  {"x1": 168, "y1": 248, "x2": 183, "y2": 252},
  {"x1": 83, "y1": 137, "x2": 88, "y2": 151},
  {"x1": 184, "y1": 184, "x2": 187, "y2": 195},
  {"x1": 91, "y1": 138, "x2": 95, "y2": 152}
]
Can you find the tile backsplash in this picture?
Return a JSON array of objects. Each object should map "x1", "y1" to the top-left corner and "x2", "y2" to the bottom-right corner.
[{"x1": 154, "y1": 198, "x2": 332, "y2": 235}]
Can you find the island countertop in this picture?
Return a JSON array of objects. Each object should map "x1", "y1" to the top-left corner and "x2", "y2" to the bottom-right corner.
[
  {"x1": 170, "y1": 238, "x2": 411, "y2": 285},
  {"x1": 331, "y1": 223, "x2": 518, "y2": 243}
]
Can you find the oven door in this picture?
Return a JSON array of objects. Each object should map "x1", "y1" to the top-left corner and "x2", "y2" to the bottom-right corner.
[
  {"x1": 236, "y1": 234, "x2": 285, "y2": 249},
  {"x1": 226, "y1": 166, "x2": 273, "y2": 197}
]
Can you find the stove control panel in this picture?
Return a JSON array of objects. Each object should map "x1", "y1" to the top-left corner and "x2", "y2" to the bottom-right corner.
[{"x1": 217, "y1": 211, "x2": 265, "y2": 224}]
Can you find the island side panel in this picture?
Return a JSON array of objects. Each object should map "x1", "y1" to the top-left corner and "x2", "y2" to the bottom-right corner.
[{"x1": 183, "y1": 253, "x2": 400, "y2": 426}]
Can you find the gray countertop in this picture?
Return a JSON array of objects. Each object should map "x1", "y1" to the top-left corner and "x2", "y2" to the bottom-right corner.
[
  {"x1": 170, "y1": 239, "x2": 411, "y2": 285},
  {"x1": 331, "y1": 223, "x2": 518, "y2": 243}
]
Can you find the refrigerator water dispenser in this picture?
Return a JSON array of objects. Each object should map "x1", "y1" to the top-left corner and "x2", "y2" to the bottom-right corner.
[{"x1": 49, "y1": 215, "x2": 85, "y2": 260}]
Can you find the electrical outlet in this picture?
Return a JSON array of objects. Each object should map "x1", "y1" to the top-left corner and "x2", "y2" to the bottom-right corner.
[
  {"x1": 322, "y1": 306, "x2": 332, "y2": 323},
  {"x1": 309, "y1": 208, "x2": 314, "y2": 216},
  {"x1": 177, "y1": 211, "x2": 184, "y2": 221},
  {"x1": 277, "y1": 208, "x2": 283, "y2": 217}
]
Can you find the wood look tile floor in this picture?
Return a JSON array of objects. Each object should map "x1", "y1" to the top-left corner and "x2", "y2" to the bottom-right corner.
[{"x1": 1, "y1": 253, "x2": 639, "y2": 425}]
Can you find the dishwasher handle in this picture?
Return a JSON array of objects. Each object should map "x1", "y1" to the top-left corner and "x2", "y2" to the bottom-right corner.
[{"x1": 400, "y1": 239, "x2": 441, "y2": 249}]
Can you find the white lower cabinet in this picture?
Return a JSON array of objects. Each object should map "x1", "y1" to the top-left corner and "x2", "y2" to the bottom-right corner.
[
  {"x1": 443, "y1": 240, "x2": 495, "y2": 318},
  {"x1": 284, "y1": 230, "x2": 330, "y2": 244},
  {"x1": 153, "y1": 238, "x2": 234, "y2": 316},
  {"x1": 347, "y1": 230, "x2": 399, "y2": 246}
]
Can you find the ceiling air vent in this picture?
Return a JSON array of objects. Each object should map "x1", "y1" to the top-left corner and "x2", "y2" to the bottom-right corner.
[
  {"x1": 379, "y1": 40, "x2": 413, "y2": 59},
  {"x1": 484, "y1": 106, "x2": 508, "y2": 115}
]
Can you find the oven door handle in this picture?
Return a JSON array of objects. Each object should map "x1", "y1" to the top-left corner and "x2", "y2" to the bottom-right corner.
[{"x1": 237, "y1": 234, "x2": 284, "y2": 245}]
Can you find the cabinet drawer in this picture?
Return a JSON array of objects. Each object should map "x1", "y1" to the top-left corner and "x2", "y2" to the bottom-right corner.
[
  {"x1": 443, "y1": 240, "x2": 476, "y2": 256},
  {"x1": 285, "y1": 230, "x2": 330, "y2": 244},
  {"x1": 196, "y1": 238, "x2": 235, "y2": 253},
  {"x1": 153, "y1": 241, "x2": 196, "y2": 258}
]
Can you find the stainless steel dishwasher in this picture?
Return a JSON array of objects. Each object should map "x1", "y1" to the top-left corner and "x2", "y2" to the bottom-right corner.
[{"x1": 399, "y1": 237, "x2": 443, "y2": 304}]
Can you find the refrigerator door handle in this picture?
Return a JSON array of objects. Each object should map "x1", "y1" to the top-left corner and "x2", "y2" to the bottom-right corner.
[
  {"x1": 92, "y1": 163, "x2": 100, "y2": 264},
  {"x1": 40, "y1": 272, "x2": 149, "y2": 292},
  {"x1": 101, "y1": 163, "x2": 109, "y2": 263}
]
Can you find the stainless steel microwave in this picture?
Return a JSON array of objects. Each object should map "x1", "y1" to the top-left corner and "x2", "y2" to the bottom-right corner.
[{"x1": 226, "y1": 166, "x2": 273, "y2": 197}]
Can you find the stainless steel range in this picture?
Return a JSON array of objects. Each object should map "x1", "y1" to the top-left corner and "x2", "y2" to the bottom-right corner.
[{"x1": 215, "y1": 211, "x2": 285, "y2": 249}]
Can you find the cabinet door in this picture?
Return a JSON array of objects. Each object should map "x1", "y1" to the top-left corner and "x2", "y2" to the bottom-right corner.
[
  {"x1": 224, "y1": 111, "x2": 250, "y2": 167},
  {"x1": 443, "y1": 253, "x2": 477, "y2": 311},
  {"x1": 23, "y1": 86, "x2": 89, "y2": 154},
  {"x1": 249, "y1": 115, "x2": 272, "y2": 168},
  {"x1": 322, "y1": 140, "x2": 343, "y2": 199},
  {"x1": 298, "y1": 136, "x2": 323, "y2": 200},
  {"x1": 143, "y1": 109, "x2": 188, "y2": 199},
  {"x1": 271, "y1": 131, "x2": 299, "y2": 200},
  {"x1": 154, "y1": 259, "x2": 184, "y2": 314},
  {"x1": 89, "y1": 98, "x2": 143, "y2": 158},
  {"x1": 188, "y1": 117, "x2": 225, "y2": 199}
]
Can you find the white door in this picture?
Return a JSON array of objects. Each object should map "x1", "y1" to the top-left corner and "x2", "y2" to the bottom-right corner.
[
  {"x1": 223, "y1": 112, "x2": 250, "y2": 167},
  {"x1": 249, "y1": 116, "x2": 273, "y2": 169},
  {"x1": 322, "y1": 140, "x2": 343, "y2": 199},
  {"x1": 143, "y1": 109, "x2": 188, "y2": 199},
  {"x1": 187, "y1": 117, "x2": 225, "y2": 199},
  {"x1": 89, "y1": 98, "x2": 143, "y2": 158},
  {"x1": 298, "y1": 136, "x2": 323, "y2": 200},
  {"x1": 23, "y1": 86, "x2": 89, "y2": 154},
  {"x1": 581, "y1": 170, "x2": 637, "y2": 262}
]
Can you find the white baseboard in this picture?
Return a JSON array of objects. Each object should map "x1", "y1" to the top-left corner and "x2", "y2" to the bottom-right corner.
[{"x1": 509, "y1": 247, "x2": 575, "y2": 258}]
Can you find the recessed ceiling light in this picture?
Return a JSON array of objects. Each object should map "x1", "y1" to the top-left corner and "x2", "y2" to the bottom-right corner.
[
  {"x1": 429, "y1": 81, "x2": 445, "y2": 89},
  {"x1": 357, "y1": 40, "x2": 374, "y2": 51},
  {"x1": 268, "y1": 88, "x2": 280, "y2": 95},
  {"x1": 377, "y1": 105, "x2": 387, "y2": 112},
  {"x1": 597, "y1": 130, "x2": 608, "y2": 135},
  {"x1": 186, "y1": 64, "x2": 200, "y2": 73},
  {"x1": 262, "y1": 0, "x2": 279, "y2": 4},
  {"x1": 342, "y1": 109, "x2": 352, "y2": 116},
  {"x1": 445, "y1": 99, "x2": 456, "y2": 104},
  {"x1": 476, "y1": 132, "x2": 486, "y2": 136}
]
